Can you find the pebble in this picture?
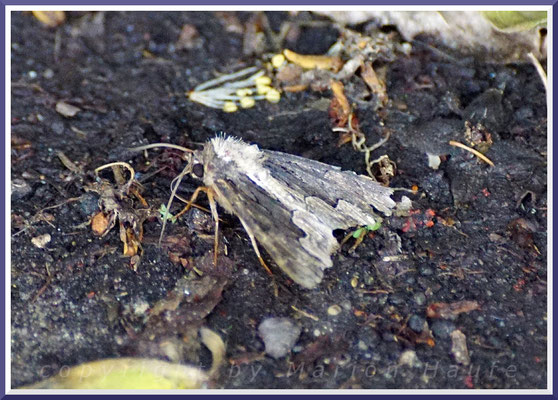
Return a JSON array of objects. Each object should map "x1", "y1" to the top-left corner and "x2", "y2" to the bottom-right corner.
[
  {"x1": 31, "y1": 233, "x2": 51, "y2": 249},
  {"x1": 408, "y1": 314, "x2": 426, "y2": 333},
  {"x1": 11, "y1": 179, "x2": 32, "y2": 200},
  {"x1": 357, "y1": 326, "x2": 380, "y2": 347},
  {"x1": 431, "y1": 320, "x2": 456, "y2": 339},
  {"x1": 258, "y1": 317, "x2": 301, "y2": 359},
  {"x1": 79, "y1": 193, "x2": 100, "y2": 216},
  {"x1": 419, "y1": 264, "x2": 434, "y2": 276},
  {"x1": 413, "y1": 292, "x2": 426, "y2": 306},
  {"x1": 399, "y1": 349, "x2": 422, "y2": 368},
  {"x1": 327, "y1": 305, "x2": 342, "y2": 316},
  {"x1": 388, "y1": 294, "x2": 405, "y2": 305}
]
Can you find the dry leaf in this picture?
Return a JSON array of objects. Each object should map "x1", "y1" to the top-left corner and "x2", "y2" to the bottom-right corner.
[
  {"x1": 32, "y1": 11, "x2": 65, "y2": 28},
  {"x1": 91, "y1": 212, "x2": 109, "y2": 235},
  {"x1": 284, "y1": 49, "x2": 343, "y2": 72}
]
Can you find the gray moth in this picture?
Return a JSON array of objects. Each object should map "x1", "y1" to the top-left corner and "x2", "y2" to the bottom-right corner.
[{"x1": 187, "y1": 135, "x2": 396, "y2": 289}]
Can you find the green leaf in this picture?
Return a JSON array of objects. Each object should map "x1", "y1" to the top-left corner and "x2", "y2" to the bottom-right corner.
[
  {"x1": 481, "y1": 11, "x2": 547, "y2": 32},
  {"x1": 159, "y1": 204, "x2": 177, "y2": 224},
  {"x1": 352, "y1": 227, "x2": 365, "y2": 238},
  {"x1": 352, "y1": 221, "x2": 382, "y2": 238},
  {"x1": 21, "y1": 358, "x2": 209, "y2": 389}
]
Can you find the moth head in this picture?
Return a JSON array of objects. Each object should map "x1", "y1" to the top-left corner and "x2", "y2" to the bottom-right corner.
[
  {"x1": 192, "y1": 162, "x2": 204, "y2": 178},
  {"x1": 190, "y1": 150, "x2": 205, "y2": 180}
]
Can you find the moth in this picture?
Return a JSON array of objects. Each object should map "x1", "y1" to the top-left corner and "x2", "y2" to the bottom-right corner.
[{"x1": 134, "y1": 136, "x2": 396, "y2": 289}]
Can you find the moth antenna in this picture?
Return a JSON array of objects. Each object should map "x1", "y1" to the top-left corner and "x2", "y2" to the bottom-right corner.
[
  {"x1": 129, "y1": 143, "x2": 194, "y2": 153},
  {"x1": 158, "y1": 154, "x2": 193, "y2": 247}
]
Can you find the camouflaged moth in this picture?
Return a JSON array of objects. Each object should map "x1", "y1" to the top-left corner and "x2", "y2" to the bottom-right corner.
[{"x1": 134, "y1": 136, "x2": 396, "y2": 289}]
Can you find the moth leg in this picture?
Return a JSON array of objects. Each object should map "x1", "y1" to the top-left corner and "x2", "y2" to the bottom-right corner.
[
  {"x1": 206, "y1": 188, "x2": 220, "y2": 267},
  {"x1": 237, "y1": 218, "x2": 273, "y2": 276},
  {"x1": 174, "y1": 186, "x2": 211, "y2": 220}
]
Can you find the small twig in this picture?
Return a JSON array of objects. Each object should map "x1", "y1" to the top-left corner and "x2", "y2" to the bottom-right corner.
[
  {"x1": 449, "y1": 140, "x2": 494, "y2": 167},
  {"x1": 291, "y1": 305, "x2": 319, "y2": 321},
  {"x1": 56, "y1": 151, "x2": 82, "y2": 174}
]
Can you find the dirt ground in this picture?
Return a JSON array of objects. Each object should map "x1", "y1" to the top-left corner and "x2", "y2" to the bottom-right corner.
[{"x1": 10, "y1": 11, "x2": 547, "y2": 389}]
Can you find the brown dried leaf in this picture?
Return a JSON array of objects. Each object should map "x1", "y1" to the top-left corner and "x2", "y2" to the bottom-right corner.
[
  {"x1": 426, "y1": 300, "x2": 480, "y2": 319},
  {"x1": 361, "y1": 62, "x2": 388, "y2": 107},
  {"x1": 284, "y1": 49, "x2": 343, "y2": 72},
  {"x1": 329, "y1": 80, "x2": 351, "y2": 127},
  {"x1": 120, "y1": 223, "x2": 140, "y2": 257},
  {"x1": 91, "y1": 211, "x2": 109, "y2": 235},
  {"x1": 32, "y1": 11, "x2": 65, "y2": 28}
]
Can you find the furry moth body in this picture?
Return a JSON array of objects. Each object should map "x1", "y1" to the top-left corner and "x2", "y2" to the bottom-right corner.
[{"x1": 188, "y1": 136, "x2": 396, "y2": 289}]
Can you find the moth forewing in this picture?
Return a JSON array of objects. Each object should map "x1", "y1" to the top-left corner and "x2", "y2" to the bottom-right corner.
[{"x1": 195, "y1": 136, "x2": 396, "y2": 289}]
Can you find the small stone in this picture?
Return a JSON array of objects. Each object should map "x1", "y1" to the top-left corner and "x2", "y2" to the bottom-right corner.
[
  {"x1": 258, "y1": 317, "x2": 301, "y2": 359},
  {"x1": 408, "y1": 314, "x2": 426, "y2": 333},
  {"x1": 79, "y1": 193, "x2": 100, "y2": 217},
  {"x1": 340, "y1": 300, "x2": 352, "y2": 310},
  {"x1": 357, "y1": 326, "x2": 380, "y2": 347},
  {"x1": 382, "y1": 332, "x2": 396, "y2": 342},
  {"x1": 388, "y1": 294, "x2": 405, "y2": 305},
  {"x1": 419, "y1": 265, "x2": 434, "y2": 276},
  {"x1": 43, "y1": 68, "x2": 54, "y2": 79},
  {"x1": 56, "y1": 101, "x2": 81, "y2": 117},
  {"x1": 11, "y1": 179, "x2": 32, "y2": 200},
  {"x1": 327, "y1": 305, "x2": 342, "y2": 316},
  {"x1": 431, "y1": 320, "x2": 456, "y2": 340},
  {"x1": 31, "y1": 233, "x2": 51, "y2": 249},
  {"x1": 51, "y1": 121, "x2": 65, "y2": 135},
  {"x1": 413, "y1": 292, "x2": 426, "y2": 306},
  {"x1": 399, "y1": 349, "x2": 422, "y2": 368},
  {"x1": 450, "y1": 330, "x2": 470, "y2": 366},
  {"x1": 357, "y1": 340, "x2": 368, "y2": 351}
]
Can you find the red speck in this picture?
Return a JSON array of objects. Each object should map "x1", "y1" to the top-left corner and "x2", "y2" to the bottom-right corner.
[
  {"x1": 86, "y1": 291, "x2": 95, "y2": 299},
  {"x1": 464, "y1": 375, "x2": 474, "y2": 388},
  {"x1": 402, "y1": 218, "x2": 416, "y2": 233},
  {"x1": 534, "y1": 356, "x2": 541, "y2": 363},
  {"x1": 513, "y1": 279, "x2": 526, "y2": 292},
  {"x1": 425, "y1": 220, "x2": 434, "y2": 228},
  {"x1": 425, "y1": 209, "x2": 436, "y2": 217},
  {"x1": 481, "y1": 188, "x2": 491, "y2": 197}
]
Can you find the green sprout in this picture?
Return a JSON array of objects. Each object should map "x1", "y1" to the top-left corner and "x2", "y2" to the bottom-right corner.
[
  {"x1": 159, "y1": 204, "x2": 177, "y2": 224},
  {"x1": 352, "y1": 221, "x2": 382, "y2": 238},
  {"x1": 340, "y1": 220, "x2": 383, "y2": 252}
]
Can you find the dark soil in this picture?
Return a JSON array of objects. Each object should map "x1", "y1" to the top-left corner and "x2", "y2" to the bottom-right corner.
[{"x1": 10, "y1": 11, "x2": 547, "y2": 389}]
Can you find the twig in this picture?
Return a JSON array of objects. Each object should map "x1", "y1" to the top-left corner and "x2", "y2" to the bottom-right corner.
[{"x1": 449, "y1": 140, "x2": 494, "y2": 167}]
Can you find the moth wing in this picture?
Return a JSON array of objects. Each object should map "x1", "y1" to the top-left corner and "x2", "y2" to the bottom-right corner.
[
  {"x1": 262, "y1": 150, "x2": 396, "y2": 218},
  {"x1": 211, "y1": 176, "x2": 336, "y2": 288}
]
